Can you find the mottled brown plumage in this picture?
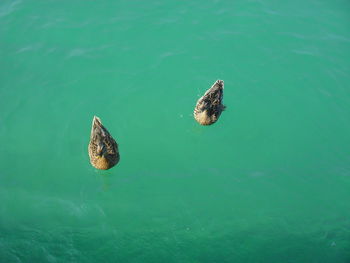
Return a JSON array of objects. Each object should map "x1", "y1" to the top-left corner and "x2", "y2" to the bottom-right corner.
[
  {"x1": 88, "y1": 116, "x2": 120, "y2": 170},
  {"x1": 194, "y1": 80, "x2": 226, "y2": 125}
]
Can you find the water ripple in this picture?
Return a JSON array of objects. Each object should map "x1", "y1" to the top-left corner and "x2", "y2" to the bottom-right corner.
[
  {"x1": 322, "y1": 33, "x2": 350, "y2": 43},
  {"x1": 15, "y1": 43, "x2": 43, "y2": 54},
  {"x1": 291, "y1": 48, "x2": 320, "y2": 57},
  {"x1": 65, "y1": 45, "x2": 113, "y2": 59},
  {"x1": 0, "y1": 0, "x2": 21, "y2": 18}
]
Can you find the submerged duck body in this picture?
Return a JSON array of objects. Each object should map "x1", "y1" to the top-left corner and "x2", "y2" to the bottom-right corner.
[
  {"x1": 194, "y1": 80, "x2": 226, "y2": 125},
  {"x1": 88, "y1": 116, "x2": 120, "y2": 170}
]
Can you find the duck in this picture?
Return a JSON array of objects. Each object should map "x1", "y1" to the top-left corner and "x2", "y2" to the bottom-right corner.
[
  {"x1": 194, "y1": 80, "x2": 226, "y2": 125},
  {"x1": 88, "y1": 116, "x2": 120, "y2": 170}
]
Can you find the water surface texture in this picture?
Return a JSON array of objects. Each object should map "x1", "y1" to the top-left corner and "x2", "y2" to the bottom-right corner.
[{"x1": 1, "y1": 0, "x2": 350, "y2": 262}]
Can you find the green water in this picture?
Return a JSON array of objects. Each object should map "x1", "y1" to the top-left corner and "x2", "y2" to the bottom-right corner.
[{"x1": 1, "y1": 0, "x2": 350, "y2": 262}]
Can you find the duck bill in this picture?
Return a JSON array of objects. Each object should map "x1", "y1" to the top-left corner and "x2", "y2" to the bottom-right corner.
[
  {"x1": 203, "y1": 80, "x2": 224, "y2": 97},
  {"x1": 92, "y1": 116, "x2": 102, "y2": 127},
  {"x1": 212, "y1": 79, "x2": 224, "y2": 90}
]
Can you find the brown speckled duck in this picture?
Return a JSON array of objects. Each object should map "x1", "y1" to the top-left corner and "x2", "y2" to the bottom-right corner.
[
  {"x1": 194, "y1": 80, "x2": 226, "y2": 125},
  {"x1": 88, "y1": 116, "x2": 120, "y2": 170}
]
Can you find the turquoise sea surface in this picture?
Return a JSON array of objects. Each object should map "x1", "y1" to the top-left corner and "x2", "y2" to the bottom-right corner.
[{"x1": 1, "y1": 0, "x2": 350, "y2": 262}]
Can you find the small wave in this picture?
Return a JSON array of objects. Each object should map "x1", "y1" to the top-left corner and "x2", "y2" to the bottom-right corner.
[
  {"x1": 278, "y1": 32, "x2": 314, "y2": 40},
  {"x1": 40, "y1": 18, "x2": 65, "y2": 29},
  {"x1": 262, "y1": 8, "x2": 281, "y2": 15},
  {"x1": 250, "y1": 171, "x2": 266, "y2": 177},
  {"x1": 67, "y1": 48, "x2": 87, "y2": 58},
  {"x1": 65, "y1": 45, "x2": 112, "y2": 59},
  {"x1": 291, "y1": 47, "x2": 320, "y2": 57},
  {"x1": 0, "y1": 0, "x2": 22, "y2": 18},
  {"x1": 15, "y1": 43, "x2": 43, "y2": 54},
  {"x1": 322, "y1": 33, "x2": 350, "y2": 43}
]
